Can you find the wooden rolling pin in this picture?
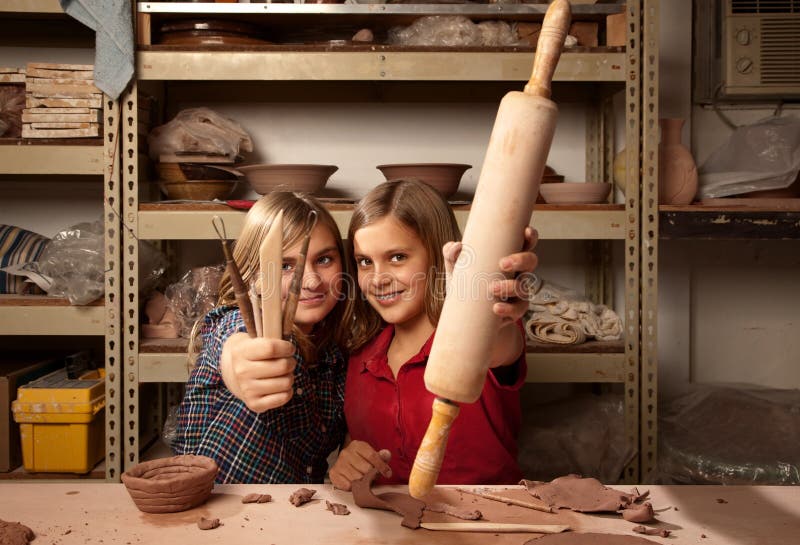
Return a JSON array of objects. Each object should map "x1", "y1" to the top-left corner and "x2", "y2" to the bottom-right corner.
[{"x1": 408, "y1": 0, "x2": 571, "y2": 499}]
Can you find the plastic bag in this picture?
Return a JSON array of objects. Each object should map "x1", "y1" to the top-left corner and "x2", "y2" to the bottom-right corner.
[
  {"x1": 698, "y1": 115, "x2": 800, "y2": 198},
  {"x1": 164, "y1": 265, "x2": 224, "y2": 338},
  {"x1": 388, "y1": 16, "x2": 524, "y2": 47},
  {"x1": 147, "y1": 107, "x2": 254, "y2": 162},
  {"x1": 36, "y1": 219, "x2": 104, "y2": 305},
  {"x1": 656, "y1": 384, "x2": 800, "y2": 485}
]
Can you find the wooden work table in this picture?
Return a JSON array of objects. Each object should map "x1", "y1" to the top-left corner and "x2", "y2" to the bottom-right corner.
[{"x1": 0, "y1": 483, "x2": 798, "y2": 544}]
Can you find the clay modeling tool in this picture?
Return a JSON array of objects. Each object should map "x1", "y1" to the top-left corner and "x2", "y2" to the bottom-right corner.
[
  {"x1": 408, "y1": 0, "x2": 571, "y2": 499},
  {"x1": 259, "y1": 209, "x2": 284, "y2": 339},
  {"x1": 455, "y1": 488, "x2": 554, "y2": 513},
  {"x1": 213, "y1": 215, "x2": 257, "y2": 336},
  {"x1": 420, "y1": 522, "x2": 570, "y2": 533},
  {"x1": 281, "y1": 210, "x2": 318, "y2": 339}
]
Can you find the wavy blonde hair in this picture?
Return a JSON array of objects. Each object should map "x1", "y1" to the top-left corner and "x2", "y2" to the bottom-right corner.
[
  {"x1": 191, "y1": 192, "x2": 354, "y2": 363},
  {"x1": 347, "y1": 179, "x2": 460, "y2": 352}
]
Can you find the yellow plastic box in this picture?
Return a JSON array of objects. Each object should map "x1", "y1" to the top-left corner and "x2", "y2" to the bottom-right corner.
[{"x1": 11, "y1": 368, "x2": 105, "y2": 474}]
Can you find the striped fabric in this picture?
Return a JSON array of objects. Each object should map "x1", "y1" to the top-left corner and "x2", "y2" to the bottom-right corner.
[
  {"x1": 172, "y1": 305, "x2": 347, "y2": 484},
  {"x1": 0, "y1": 225, "x2": 49, "y2": 294}
]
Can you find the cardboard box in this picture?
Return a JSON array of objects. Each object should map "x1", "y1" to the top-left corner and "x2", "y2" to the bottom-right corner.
[{"x1": 0, "y1": 354, "x2": 63, "y2": 471}]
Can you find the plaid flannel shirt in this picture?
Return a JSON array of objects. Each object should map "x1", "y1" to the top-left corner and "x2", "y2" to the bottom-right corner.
[{"x1": 172, "y1": 306, "x2": 346, "y2": 484}]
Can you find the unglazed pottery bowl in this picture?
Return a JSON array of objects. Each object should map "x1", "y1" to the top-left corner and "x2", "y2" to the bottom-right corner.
[
  {"x1": 159, "y1": 179, "x2": 238, "y2": 201},
  {"x1": 539, "y1": 182, "x2": 612, "y2": 204},
  {"x1": 121, "y1": 455, "x2": 219, "y2": 514},
  {"x1": 376, "y1": 163, "x2": 471, "y2": 198},
  {"x1": 238, "y1": 164, "x2": 338, "y2": 195}
]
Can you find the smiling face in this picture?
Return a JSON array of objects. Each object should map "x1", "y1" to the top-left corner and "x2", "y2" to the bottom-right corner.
[
  {"x1": 281, "y1": 224, "x2": 343, "y2": 334},
  {"x1": 353, "y1": 216, "x2": 433, "y2": 333}
]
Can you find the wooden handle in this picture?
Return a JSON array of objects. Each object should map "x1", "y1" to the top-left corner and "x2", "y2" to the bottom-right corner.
[
  {"x1": 420, "y1": 522, "x2": 570, "y2": 534},
  {"x1": 222, "y1": 240, "x2": 257, "y2": 337},
  {"x1": 524, "y1": 0, "x2": 571, "y2": 98},
  {"x1": 408, "y1": 398, "x2": 459, "y2": 499},
  {"x1": 259, "y1": 210, "x2": 283, "y2": 339}
]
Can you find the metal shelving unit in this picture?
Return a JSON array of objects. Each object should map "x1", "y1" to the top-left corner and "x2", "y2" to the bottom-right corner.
[
  {"x1": 0, "y1": 2, "x2": 121, "y2": 482},
  {"x1": 122, "y1": 1, "x2": 655, "y2": 482}
]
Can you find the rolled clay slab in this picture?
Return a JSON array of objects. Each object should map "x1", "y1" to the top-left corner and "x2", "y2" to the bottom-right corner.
[{"x1": 121, "y1": 455, "x2": 218, "y2": 514}]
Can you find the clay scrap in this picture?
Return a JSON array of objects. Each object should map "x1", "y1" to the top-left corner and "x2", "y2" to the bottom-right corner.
[
  {"x1": 0, "y1": 519, "x2": 35, "y2": 545},
  {"x1": 425, "y1": 502, "x2": 482, "y2": 520},
  {"x1": 242, "y1": 493, "x2": 272, "y2": 504},
  {"x1": 524, "y1": 532, "x2": 661, "y2": 545},
  {"x1": 325, "y1": 501, "x2": 351, "y2": 516},
  {"x1": 289, "y1": 488, "x2": 317, "y2": 507},
  {"x1": 197, "y1": 517, "x2": 221, "y2": 530},
  {"x1": 632, "y1": 525, "x2": 671, "y2": 538},
  {"x1": 351, "y1": 467, "x2": 425, "y2": 529},
  {"x1": 521, "y1": 475, "x2": 656, "y2": 522}
]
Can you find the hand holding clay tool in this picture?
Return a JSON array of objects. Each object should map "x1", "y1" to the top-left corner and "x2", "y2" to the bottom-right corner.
[
  {"x1": 259, "y1": 210, "x2": 284, "y2": 340},
  {"x1": 213, "y1": 215, "x2": 257, "y2": 336},
  {"x1": 281, "y1": 210, "x2": 318, "y2": 340},
  {"x1": 408, "y1": 0, "x2": 571, "y2": 499}
]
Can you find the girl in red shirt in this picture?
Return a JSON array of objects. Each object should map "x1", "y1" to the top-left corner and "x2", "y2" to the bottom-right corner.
[{"x1": 329, "y1": 179, "x2": 537, "y2": 490}]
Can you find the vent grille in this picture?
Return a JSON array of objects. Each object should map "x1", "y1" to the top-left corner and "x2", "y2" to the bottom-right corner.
[
  {"x1": 732, "y1": 0, "x2": 800, "y2": 13},
  {"x1": 760, "y1": 18, "x2": 800, "y2": 83}
]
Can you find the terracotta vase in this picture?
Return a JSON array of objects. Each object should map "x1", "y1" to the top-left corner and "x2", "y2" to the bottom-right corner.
[{"x1": 659, "y1": 118, "x2": 698, "y2": 205}]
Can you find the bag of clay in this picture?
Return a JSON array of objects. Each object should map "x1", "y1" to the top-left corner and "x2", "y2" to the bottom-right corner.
[
  {"x1": 36, "y1": 219, "x2": 105, "y2": 305},
  {"x1": 697, "y1": 115, "x2": 800, "y2": 198},
  {"x1": 147, "y1": 107, "x2": 253, "y2": 162},
  {"x1": 164, "y1": 265, "x2": 224, "y2": 338}
]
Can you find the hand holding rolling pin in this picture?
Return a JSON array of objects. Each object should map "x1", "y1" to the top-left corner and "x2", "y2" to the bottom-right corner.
[{"x1": 409, "y1": 0, "x2": 570, "y2": 498}]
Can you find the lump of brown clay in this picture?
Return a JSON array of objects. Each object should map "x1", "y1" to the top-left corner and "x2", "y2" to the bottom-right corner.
[
  {"x1": 325, "y1": 501, "x2": 350, "y2": 516},
  {"x1": 425, "y1": 502, "x2": 482, "y2": 520},
  {"x1": 632, "y1": 525, "x2": 671, "y2": 538},
  {"x1": 622, "y1": 502, "x2": 656, "y2": 523},
  {"x1": 351, "y1": 467, "x2": 425, "y2": 529},
  {"x1": 197, "y1": 517, "x2": 221, "y2": 530},
  {"x1": 242, "y1": 493, "x2": 272, "y2": 504},
  {"x1": 521, "y1": 475, "x2": 646, "y2": 513},
  {"x1": 0, "y1": 519, "x2": 35, "y2": 545},
  {"x1": 289, "y1": 488, "x2": 316, "y2": 507}
]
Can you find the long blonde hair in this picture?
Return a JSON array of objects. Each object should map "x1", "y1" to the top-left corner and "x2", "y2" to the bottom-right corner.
[
  {"x1": 192, "y1": 192, "x2": 353, "y2": 363},
  {"x1": 347, "y1": 179, "x2": 461, "y2": 352}
]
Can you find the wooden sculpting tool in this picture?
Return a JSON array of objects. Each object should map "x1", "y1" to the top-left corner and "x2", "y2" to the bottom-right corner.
[
  {"x1": 420, "y1": 523, "x2": 569, "y2": 533},
  {"x1": 212, "y1": 215, "x2": 257, "y2": 336},
  {"x1": 455, "y1": 488, "x2": 554, "y2": 513},
  {"x1": 408, "y1": 0, "x2": 571, "y2": 499},
  {"x1": 259, "y1": 209, "x2": 284, "y2": 339},
  {"x1": 281, "y1": 210, "x2": 318, "y2": 339}
]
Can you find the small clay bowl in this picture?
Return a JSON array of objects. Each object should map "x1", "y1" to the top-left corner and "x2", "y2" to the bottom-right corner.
[
  {"x1": 121, "y1": 455, "x2": 218, "y2": 514},
  {"x1": 238, "y1": 164, "x2": 337, "y2": 195},
  {"x1": 159, "y1": 179, "x2": 238, "y2": 201},
  {"x1": 376, "y1": 163, "x2": 471, "y2": 198},
  {"x1": 539, "y1": 182, "x2": 612, "y2": 204}
]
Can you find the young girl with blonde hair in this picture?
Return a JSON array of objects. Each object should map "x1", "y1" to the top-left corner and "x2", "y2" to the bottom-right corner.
[
  {"x1": 174, "y1": 192, "x2": 354, "y2": 484},
  {"x1": 330, "y1": 179, "x2": 537, "y2": 490}
]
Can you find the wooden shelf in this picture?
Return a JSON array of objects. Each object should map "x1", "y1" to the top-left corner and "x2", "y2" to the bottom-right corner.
[
  {"x1": 138, "y1": 337, "x2": 626, "y2": 383},
  {"x1": 138, "y1": 202, "x2": 626, "y2": 240},
  {"x1": 0, "y1": 0, "x2": 62, "y2": 15},
  {"x1": 660, "y1": 205, "x2": 800, "y2": 240},
  {"x1": 0, "y1": 140, "x2": 105, "y2": 176},
  {"x1": 0, "y1": 295, "x2": 105, "y2": 336}
]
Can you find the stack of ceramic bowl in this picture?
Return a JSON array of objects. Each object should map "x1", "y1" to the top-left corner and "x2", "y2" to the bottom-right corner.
[{"x1": 156, "y1": 162, "x2": 240, "y2": 201}]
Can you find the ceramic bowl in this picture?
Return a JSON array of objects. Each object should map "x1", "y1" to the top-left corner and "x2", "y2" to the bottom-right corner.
[
  {"x1": 159, "y1": 179, "x2": 238, "y2": 201},
  {"x1": 121, "y1": 455, "x2": 218, "y2": 514},
  {"x1": 376, "y1": 163, "x2": 471, "y2": 198},
  {"x1": 539, "y1": 182, "x2": 612, "y2": 204},
  {"x1": 156, "y1": 162, "x2": 241, "y2": 183},
  {"x1": 238, "y1": 164, "x2": 338, "y2": 195}
]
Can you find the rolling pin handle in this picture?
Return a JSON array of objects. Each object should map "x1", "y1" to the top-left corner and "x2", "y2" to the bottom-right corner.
[
  {"x1": 524, "y1": 0, "x2": 571, "y2": 98},
  {"x1": 408, "y1": 398, "x2": 460, "y2": 499}
]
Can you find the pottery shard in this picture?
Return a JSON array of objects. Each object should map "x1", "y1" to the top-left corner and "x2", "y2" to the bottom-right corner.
[
  {"x1": 325, "y1": 501, "x2": 350, "y2": 516},
  {"x1": 197, "y1": 517, "x2": 221, "y2": 530},
  {"x1": 0, "y1": 520, "x2": 35, "y2": 545},
  {"x1": 289, "y1": 488, "x2": 316, "y2": 507},
  {"x1": 242, "y1": 493, "x2": 272, "y2": 504},
  {"x1": 632, "y1": 525, "x2": 671, "y2": 538}
]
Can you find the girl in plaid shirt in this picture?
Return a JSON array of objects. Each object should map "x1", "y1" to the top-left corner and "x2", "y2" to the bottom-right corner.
[{"x1": 173, "y1": 192, "x2": 355, "y2": 484}]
